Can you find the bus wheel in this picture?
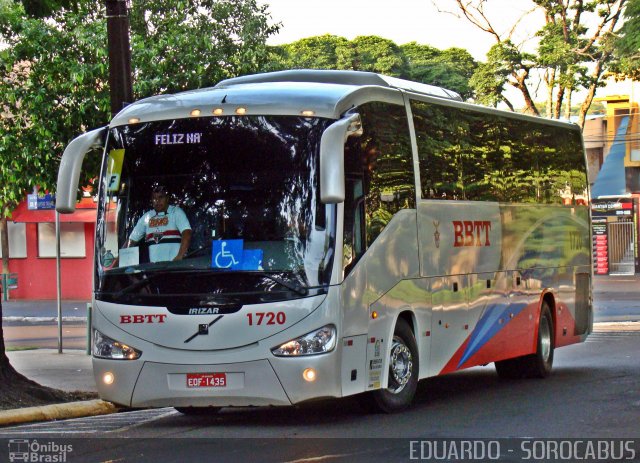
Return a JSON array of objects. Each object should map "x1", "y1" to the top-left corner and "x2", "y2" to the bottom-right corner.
[
  {"x1": 495, "y1": 302, "x2": 555, "y2": 379},
  {"x1": 370, "y1": 318, "x2": 419, "y2": 413},
  {"x1": 175, "y1": 407, "x2": 221, "y2": 416}
]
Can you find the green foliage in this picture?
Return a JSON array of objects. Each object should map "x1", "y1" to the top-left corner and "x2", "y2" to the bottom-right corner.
[
  {"x1": 272, "y1": 34, "x2": 351, "y2": 70},
  {"x1": 469, "y1": 42, "x2": 522, "y2": 107},
  {"x1": 0, "y1": 0, "x2": 279, "y2": 218},
  {"x1": 274, "y1": 34, "x2": 407, "y2": 76},
  {"x1": 450, "y1": 0, "x2": 627, "y2": 124},
  {"x1": 273, "y1": 35, "x2": 477, "y2": 99},
  {"x1": 129, "y1": 0, "x2": 279, "y2": 96},
  {"x1": 346, "y1": 36, "x2": 407, "y2": 76},
  {"x1": 0, "y1": 1, "x2": 109, "y2": 217},
  {"x1": 611, "y1": 0, "x2": 640, "y2": 80},
  {"x1": 401, "y1": 43, "x2": 477, "y2": 100},
  {"x1": 15, "y1": 0, "x2": 80, "y2": 17}
]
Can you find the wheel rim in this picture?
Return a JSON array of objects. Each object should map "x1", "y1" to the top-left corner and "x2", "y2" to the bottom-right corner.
[
  {"x1": 388, "y1": 336, "x2": 413, "y2": 393},
  {"x1": 539, "y1": 315, "x2": 551, "y2": 363}
]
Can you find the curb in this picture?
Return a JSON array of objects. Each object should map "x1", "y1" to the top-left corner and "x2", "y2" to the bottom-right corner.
[
  {"x1": 593, "y1": 321, "x2": 640, "y2": 331},
  {"x1": 0, "y1": 399, "x2": 118, "y2": 427}
]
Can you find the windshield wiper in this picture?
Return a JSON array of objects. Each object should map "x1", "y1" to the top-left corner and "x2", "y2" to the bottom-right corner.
[{"x1": 257, "y1": 273, "x2": 309, "y2": 296}]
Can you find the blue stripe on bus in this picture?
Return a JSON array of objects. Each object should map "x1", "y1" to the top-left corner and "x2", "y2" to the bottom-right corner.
[{"x1": 457, "y1": 302, "x2": 529, "y2": 368}]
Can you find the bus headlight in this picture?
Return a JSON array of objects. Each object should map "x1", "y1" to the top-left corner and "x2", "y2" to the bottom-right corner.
[
  {"x1": 271, "y1": 325, "x2": 336, "y2": 356},
  {"x1": 93, "y1": 330, "x2": 142, "y2": 360}
]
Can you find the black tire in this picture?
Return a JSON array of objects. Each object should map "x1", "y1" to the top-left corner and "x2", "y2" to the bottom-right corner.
[
  {"x1": 369, "y1": 318, "x2": 419, "y2": 413},
  {"x1": 174, "y1": 406, "x2": 221, "y2": 416},
  {"x1": 495, "y1": 302, "x2": 555, "y2": 379}
]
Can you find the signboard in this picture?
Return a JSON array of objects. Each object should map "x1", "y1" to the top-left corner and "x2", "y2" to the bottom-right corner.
[
  {"x1": 592, "y1": 217, "x2": 609, "y2": 275},
  {"x1": 591, "y1": 198, "x2": 634, "y2": 217},
  {"x1": 106, "y1": 149, "x2": 125, "y2": 192},
  {"x1": 27, "y1": 193, "x2": 55, "y2": 210},
  {"x1": 591, "y1": 197, "x2": 640, "y2": 275}
]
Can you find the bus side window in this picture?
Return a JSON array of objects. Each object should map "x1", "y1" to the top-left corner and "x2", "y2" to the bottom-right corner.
[
  {"x1": 345, "y1": 101, "x2": 415, "y2": 251},
  {"x1": 343, "y1": 176, "x2": 365, "y2": 276}
]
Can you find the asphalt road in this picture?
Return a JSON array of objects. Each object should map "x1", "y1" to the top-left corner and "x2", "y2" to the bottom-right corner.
[
  {"x1": 1, "y1": 326, "x2": 638, "y2": 462},
  {"x1": 3, "y1": 324, "x2": 88, "y2": 350}
]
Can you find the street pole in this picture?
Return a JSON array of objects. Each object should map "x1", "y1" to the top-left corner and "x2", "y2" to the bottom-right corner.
[
  {"x1": 106, "y1": 0, "x2": 133, "y2": 117},
  {"x1": 56, "y1": 211, "x2": 62, "y2": 354}
]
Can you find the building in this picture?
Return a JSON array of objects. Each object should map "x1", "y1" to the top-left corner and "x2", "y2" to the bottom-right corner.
[
  {"x1": 1, "y1": 197, "x2": 96, "y2": 299},
  {"x1": 589, "y1": 91, "x2": 640, "y2": 276}
]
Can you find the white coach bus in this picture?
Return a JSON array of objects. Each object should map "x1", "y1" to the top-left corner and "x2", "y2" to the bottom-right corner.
[{"x1": 56, "y1": 70, "x2": 592, "y2": 414}]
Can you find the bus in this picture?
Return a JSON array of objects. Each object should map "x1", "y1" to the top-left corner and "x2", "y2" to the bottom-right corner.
[{"x1": 56, "y1": 70, "x2": 592, "y2": 414}]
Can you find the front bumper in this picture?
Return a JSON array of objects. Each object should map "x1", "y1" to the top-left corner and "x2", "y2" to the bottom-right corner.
[{"x1": 93, "y1": 350, "x2": 342, "y2": 408}]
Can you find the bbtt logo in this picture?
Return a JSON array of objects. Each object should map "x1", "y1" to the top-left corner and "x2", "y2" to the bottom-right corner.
[
  {"x1": 452, "y1": 220, "x2": 492, "y2": 247},
  {"x1": 120, "y1": 314, "x2": 167, "y2": 324}
]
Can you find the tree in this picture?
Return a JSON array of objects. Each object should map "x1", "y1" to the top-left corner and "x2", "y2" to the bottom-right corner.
[
  {"x1": 0, "y1": 0, "x2": 109, "y2": 278},
  {"x1": 129, "y1": 0, "x2": 279, "y2": 96},
  {"x1": 272, "y1": 35, "x2": 477, "y2": 98},
  {"x1": 273, "y1": 34, "x2": 408, "y2": 76},
  {"x1": 611, "y1": 0, "x2": 640, "y2": 79},
  {"x1": 271, "y1": 34, "x2": 352, "y2": 70},
  {"x1": 16, "y1": 0, "x2": 80, "y2": 17},
  {"x1": 0, "y1": 0, "x2": 278, "y2": 407},
  {"x1": 438, "y1": 0, "x2": 627, "y2": 127},
  {"x1": 401, "y1": 42, "x2": 478, "y2": 100},
  {"x1": 342, "y1": 36, "x2": 408, "y2": 76}
]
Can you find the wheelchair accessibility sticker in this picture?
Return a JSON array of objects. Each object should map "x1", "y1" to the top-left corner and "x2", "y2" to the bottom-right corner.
[{"x1": 212, "y1": 240, "x2": 262, "y2": 270}]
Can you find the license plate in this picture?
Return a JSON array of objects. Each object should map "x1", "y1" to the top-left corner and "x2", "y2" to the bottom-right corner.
[{"x1": 186, "y1": 373, "x2": 227, "y2": 388}]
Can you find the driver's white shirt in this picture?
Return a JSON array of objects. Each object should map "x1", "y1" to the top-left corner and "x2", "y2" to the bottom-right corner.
[{"x1": 129, "y1": 205, "x2": 191, "y2": 262}]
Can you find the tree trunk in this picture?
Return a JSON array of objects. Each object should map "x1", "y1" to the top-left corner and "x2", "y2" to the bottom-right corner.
[
  {"x1": 578, "y1": 59, "x2": 606, "y2": 129},
  {"x1": 564, "y1": 89, "x2": 573, "y2": 121},
  {"x1": 554, "y1": 86, "x2": 565, "y2": 119},
  {"x1": 512, "y1": 70, "x2": 539, "y2": 116},
  {"x1": 545, "y1": 68, "x2": 555, "y2": 118},
  {"x1": 0, "y1": 218, "x2": 9, "y2": 371}
]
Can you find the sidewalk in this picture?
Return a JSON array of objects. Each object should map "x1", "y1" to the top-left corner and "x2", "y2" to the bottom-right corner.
[{"x1": 6, "y1": 349, "x2": 96, "y2": 393}]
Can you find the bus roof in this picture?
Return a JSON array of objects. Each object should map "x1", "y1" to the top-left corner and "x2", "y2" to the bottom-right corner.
[
  {"x1": 109, "y1": 70, "x2": 578, "y2": 132},
  {"x1": 215, "y1": 70, "x2": 463, "y2": 101},
  {"x1": 110, "y1": 70, "x2": 462, "y2": 127}
]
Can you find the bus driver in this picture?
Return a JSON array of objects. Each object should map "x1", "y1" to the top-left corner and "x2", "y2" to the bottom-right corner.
[{"x1": 127, "y1": 184, "x2": 192, "y2": 262}]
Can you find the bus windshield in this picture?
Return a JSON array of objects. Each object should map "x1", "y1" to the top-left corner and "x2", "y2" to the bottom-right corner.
[{"x1": 95, "y1": 116, "x2": 336, "y2": 306}]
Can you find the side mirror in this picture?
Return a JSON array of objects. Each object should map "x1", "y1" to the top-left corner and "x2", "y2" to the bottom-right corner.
[
  {"x1": 56, "y1": 127, "x2": 107, "y2": 213},
  {"x1": 320, "y1": 114, "x2": 362, "y2": 203}
]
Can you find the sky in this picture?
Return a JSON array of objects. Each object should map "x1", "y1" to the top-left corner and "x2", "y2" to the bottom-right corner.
[
  {"x1": 262, "y1": 0, "x2": 544, "y2": 61},
  {"x1": 261, "y1": 0, "x2": 633, "y2": 107}
]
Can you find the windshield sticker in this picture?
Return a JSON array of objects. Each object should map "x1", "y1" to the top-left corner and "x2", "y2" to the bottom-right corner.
[
  {"x1": 240, "y1": 249, "x2": 263, "y2": 270},
  {"x1": 211, "y1": 240, "x2": 263, "y2": 270},
  {"x1": 212, "y1": 240, "x2": 244, "y2": 269},
  {"x1": 119, "y1": 247, "x2": 139, "y2": 267},
  {"x1": 154, "y1": 133, "x2": 203, "y2": 145},
  {"x1": 106, "y1": 149, "x2": 125, "y2": 192}
]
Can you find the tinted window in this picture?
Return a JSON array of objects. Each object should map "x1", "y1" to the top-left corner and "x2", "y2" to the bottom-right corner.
[
  {"x1": 95, "y1": 116, "x2": 336, "y2": 306},
  {"x1": 344, "y1": 102, "x2": 415, "y2": 250},
  {"x1": 411, "y1": 99, "x2": 587, "y2": 203}
]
